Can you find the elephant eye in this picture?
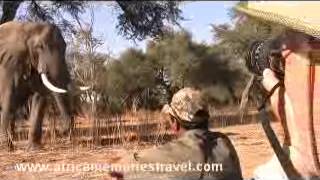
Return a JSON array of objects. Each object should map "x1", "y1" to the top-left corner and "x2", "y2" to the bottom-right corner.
[
  {"x1": 38, "y1": 44, "x2": 44, "y2": 49},
  {"x1": 36, "y1": 42, "x2": 46, "y2": 50}
]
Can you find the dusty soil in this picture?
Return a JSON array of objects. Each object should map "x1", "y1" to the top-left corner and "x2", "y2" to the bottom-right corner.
[{"x1": 0, "y1": 122, "x2": 284, "y2": 180}]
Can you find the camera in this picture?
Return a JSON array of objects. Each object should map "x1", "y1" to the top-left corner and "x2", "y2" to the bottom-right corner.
[{"x1": 245, "y1": 40, "x2": 285, "y2": 79}]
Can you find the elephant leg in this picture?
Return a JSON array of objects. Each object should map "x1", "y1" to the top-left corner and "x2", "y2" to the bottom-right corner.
[
  {"x1": 27, "y1": 93, "x2": 45, "y2": 151},
  {"x1": 0, "y1": 90, "x2": 15, "y2": 151},
  {"x1": 10, "y1": 117, "x2": 15, "y2": 141}
]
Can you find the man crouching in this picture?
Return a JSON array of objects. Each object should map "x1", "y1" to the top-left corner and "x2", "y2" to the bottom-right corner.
[{"x1": 112, "y1": 87, "x2": 243, "y2": 180}]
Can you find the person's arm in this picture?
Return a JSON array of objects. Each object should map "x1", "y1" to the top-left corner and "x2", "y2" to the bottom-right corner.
[
  {"x1": 110, "y1": 142, "x2": 177, "y2": 179},
  {"x1": 262, "y1": 68, "x2": 282, "y2": 121},
  {"x1": 118, "y1": 143, "x2": 175, "y2": 164}
]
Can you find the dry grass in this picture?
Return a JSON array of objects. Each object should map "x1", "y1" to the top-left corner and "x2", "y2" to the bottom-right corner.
[
  {"x1": 2, "y1": 109, "x2": 276, "y2": 179},
  {"x1": 0, "y1": 122, "x2": 284, "y2": 179},
  {"x1": 14, "y1": 110, "x2": 173, "y2": 150},
  {"x1": 14, "y1": 109, "x2": 260, "y2": 149}
]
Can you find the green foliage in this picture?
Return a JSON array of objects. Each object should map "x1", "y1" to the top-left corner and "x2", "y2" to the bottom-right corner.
[
  {"x1": 101, "y1": 48, "x2": 160, "y2": 111},
  {"x1": 104, "y1": 49, "x2": 155, "y2": 97},
  {"x1": 73, "y1": 29, "x2": 248, "y2": 113},
  {"x1": 146, "y1": 30, "x2": 195, "y2": 89},
  {"x1": 116, "y1": 1, "x2": 183, "y2": 41},
  {"x1": 145, "y1": 30, "x2": 247, "y2": 106},
  {"x1": 16, "y1": 1, "x2": 86, "y2": 36},
  {"x1": 212, "y1": 6, "x2": 286, "y2": 60},
  {"x1": 1, "y1": 1, "x2": 183, "y2": 41}
]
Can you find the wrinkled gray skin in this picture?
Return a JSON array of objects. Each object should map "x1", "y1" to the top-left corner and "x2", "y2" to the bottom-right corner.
[{"x1": 0, "y1": 21, "x2": 74, "y2": 151}]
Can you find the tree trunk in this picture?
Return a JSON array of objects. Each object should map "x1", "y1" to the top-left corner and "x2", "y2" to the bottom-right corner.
[{"x1": 0, "y1": 1, "x2": 23, "y2": 25}]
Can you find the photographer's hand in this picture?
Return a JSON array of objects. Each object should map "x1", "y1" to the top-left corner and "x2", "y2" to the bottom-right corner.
[{"x1": 262, "y1": 69, "x2": 280, "y2": 91}]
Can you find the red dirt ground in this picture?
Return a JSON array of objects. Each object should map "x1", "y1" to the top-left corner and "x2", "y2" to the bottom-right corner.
[{"x1": 0, "y1": 122, "x2": 284, "y2": 180}]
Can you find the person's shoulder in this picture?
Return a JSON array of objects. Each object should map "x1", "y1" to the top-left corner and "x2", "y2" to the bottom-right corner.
[
  {"x1": 128, "y1": 138, "x2": 188, "y2": 163},
  {"x1": 127, "y1": 131, "x2": 206, "y2": 163},
  {"x1": 207, "y1": 131, "x2": 233, "y2": 142},
  {"x1": 181, "y1": 129, "x2": 233, "y2": 146},
  {"x1": 204, "y1": 131, "x2": 237, "y2": 153},
  {"x1": 207, "y1": 131, "x2": 230, "y2": 138}
]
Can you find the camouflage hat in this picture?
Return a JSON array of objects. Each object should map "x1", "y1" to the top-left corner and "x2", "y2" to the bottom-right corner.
[{"x1": 162, "y1": 87, "x2": 208, "y2": 123}]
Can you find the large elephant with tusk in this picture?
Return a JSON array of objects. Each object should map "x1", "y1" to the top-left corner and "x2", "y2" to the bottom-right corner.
[{"x1": 0, "y1": 21, "x2": 89, "y2": 151}]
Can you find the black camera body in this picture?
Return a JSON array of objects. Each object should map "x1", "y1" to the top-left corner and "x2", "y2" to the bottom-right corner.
[{"x1": 245, "y1": 40, "x2": 285, "y2": 80}]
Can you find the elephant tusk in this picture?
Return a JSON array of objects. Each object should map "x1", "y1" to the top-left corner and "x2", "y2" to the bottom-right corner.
[
  {"x1": 79, "y1": 86, "x2": 90, "y2": 91},
  {"x1": 40, "y1": 73, "x2": 67, "y2": 93}
]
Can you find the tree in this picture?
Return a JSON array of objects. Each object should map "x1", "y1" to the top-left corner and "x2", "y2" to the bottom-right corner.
[
  {"x1": 145, "y1": 30, "x2": 247, "y2": 106},
  {"x1": 1, "y1": 1, "x2": 87, "y2": 36},
  {"x1": 211, "y1": 3, "x2": 285, "y2": 60},
  {"x1": 0, "y1": 1, "x2": 22, "y2": 24},
  {"x1": 146, "y1": 30, "x2": 194, "y2": 89},
  {"x1": 103, "y1": 48, "x2": 159, "y2": 112},
  {"x1": 0, "y1": 1, "x2": 183, "y2": 41},
  {"x1": 115, "y1": 1, "x2": 183, "y2": 41},
  {"x1": 73, "y1": 29, "x2": 248, "y2": 113},
  {"x1": 67, "y1": 7, "x2": 110, "y2": 117}
]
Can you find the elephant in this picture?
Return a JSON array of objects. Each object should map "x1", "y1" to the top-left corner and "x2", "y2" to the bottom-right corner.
[{"x1": 0, "y1": 21, "x2": 88, "y2": 151}]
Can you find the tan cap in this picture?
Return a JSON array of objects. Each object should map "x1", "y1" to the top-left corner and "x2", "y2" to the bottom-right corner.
[
  {"x1": 235, "y1": 1, "x2": 320, "y2": 38},
  {"x1": 162, "y1": 87, "x2": 208, "y2": 123}
]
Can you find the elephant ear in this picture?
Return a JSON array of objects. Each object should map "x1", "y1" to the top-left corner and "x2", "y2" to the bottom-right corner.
[
  {"x1": 27, "y1": 24, "x2": 51, "y2": 70},
  {"x1": 27, "y1": 39, "x2": 40, "y2": 72}
]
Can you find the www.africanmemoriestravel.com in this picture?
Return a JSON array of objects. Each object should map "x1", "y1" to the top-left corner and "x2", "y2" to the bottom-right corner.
[{"x1": 12, "y1": 161, "x2": 223, "y2": 173}]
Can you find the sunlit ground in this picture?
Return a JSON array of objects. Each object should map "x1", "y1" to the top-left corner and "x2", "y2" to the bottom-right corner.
[{"x1": 0, "y1": 122, "x2": 284, "y2": 179}]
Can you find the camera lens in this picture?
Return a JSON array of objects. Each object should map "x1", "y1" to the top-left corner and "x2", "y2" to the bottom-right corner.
[{"x1": 246, "y1": 40, "x2": 271, "y2": 76}]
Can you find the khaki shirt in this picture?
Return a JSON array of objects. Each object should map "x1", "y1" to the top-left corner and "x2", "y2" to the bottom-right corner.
[{"x1": 118, "y1": 129, "x2": 243, "y2": 180}]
